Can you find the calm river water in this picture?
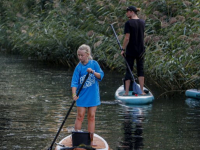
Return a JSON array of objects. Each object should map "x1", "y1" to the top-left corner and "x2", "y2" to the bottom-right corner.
[{"x1": 0, "y1": 54, "x2": 200, "y2": 150}]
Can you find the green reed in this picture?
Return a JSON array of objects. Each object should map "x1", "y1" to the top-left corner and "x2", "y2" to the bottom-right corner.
[{"x1": 0, "y1": 0, "x2": 199, "y2": 91}]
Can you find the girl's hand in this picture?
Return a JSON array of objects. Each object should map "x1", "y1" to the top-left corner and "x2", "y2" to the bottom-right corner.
[
  {"x1": 87, "y1": 68, "x2": 93, "y2": 73},
  {"x1": 72, "y1": 94, "x2": 79, "y2": 101}
]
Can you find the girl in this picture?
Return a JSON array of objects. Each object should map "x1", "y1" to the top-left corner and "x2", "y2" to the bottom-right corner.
[{"x1": 71, "y1": 44, "x2": 104, "y2": 145}]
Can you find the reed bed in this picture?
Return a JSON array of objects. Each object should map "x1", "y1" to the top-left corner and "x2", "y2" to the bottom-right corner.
[{"x1": 0, "y1": 0, "x2": 199, "y2": 91}]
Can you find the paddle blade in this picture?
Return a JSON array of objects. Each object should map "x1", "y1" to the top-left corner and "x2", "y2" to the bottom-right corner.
[{"x1": 133, "y1": 82, "x2": 142, "y2": 94}]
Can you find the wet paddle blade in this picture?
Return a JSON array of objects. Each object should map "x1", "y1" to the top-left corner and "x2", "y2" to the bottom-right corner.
[{"x1": 133, "y1": 82, "x2": 142, "y2": 94}]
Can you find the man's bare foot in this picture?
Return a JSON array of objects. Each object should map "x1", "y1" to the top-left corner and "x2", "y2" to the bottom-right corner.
[
  {"x1": 141, "y1": 92, "x2": 146, "y2": 95},
  {"x1": 123, "y1": 92, "x2": 128, "y2": 96}
]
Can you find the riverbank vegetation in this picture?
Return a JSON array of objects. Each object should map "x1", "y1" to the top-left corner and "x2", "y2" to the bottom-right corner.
[{"x1": 0, "y1": 0, "x2": 199, "y2": 91}]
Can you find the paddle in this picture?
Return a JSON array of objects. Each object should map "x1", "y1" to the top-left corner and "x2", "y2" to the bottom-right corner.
[
  {"x1": 110, "y1": 24, "x2": 142, "y2": 95},
  {"x1": 47, "y1": 72, "x2": 90, "y2": 150}
]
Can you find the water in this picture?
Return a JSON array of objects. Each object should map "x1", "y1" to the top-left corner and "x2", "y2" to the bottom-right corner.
[{"x1": 0, "y1": 54, "x2": 200, "y2": 150}]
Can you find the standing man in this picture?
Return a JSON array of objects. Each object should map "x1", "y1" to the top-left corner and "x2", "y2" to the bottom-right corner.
[{"x1": 121, "y1": 6, "x2": 146, "y2": 95}]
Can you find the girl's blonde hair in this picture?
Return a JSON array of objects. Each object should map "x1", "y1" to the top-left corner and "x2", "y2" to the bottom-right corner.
[{"x1": 77, "y1": 44, "x2": 93, "y2": 60}]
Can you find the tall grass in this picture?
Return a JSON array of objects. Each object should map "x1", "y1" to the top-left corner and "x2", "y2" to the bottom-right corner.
[
  {"x1": 0, "y1": 0, "x2": 199, "y2": 91},
  {"x1": 143, "y1": 0, "x2": 200, "y2": 90}
]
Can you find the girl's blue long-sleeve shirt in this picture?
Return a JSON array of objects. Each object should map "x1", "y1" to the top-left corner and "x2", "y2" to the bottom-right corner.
[{"x1": 71, "y1": 60, "x2": 104, "y2": 107}]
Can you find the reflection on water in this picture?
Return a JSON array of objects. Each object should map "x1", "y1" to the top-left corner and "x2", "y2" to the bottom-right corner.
[
  {"x1": 1, "y1": 54, "x2": 200, "y2": 150},
  {"x1": 117, "y1": 104, "x2": 152, "y2": 150},
  {"x1": 185, "y1": 98, "x2": 200, "y2": 108}
]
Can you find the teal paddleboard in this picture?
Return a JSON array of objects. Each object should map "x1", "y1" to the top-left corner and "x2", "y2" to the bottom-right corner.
[
  {"x1": 185, "y1": 89, "x2": 200, "y2": 100},
  {"x1": 115, "y1": 85, "x2": 154, "y2": 105}
]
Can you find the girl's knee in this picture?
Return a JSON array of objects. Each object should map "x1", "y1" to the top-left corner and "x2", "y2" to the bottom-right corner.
[
  {"x1": 77, "y1": 115, "x2": 84, "y2": 122},
  {"x1": 88, "y1": 114, "x2": 95, "y2": 122}
]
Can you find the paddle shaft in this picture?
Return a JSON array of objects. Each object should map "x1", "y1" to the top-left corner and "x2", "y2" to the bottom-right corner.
[
  {"x1": 110, "y1": 24, "x2": 136, "y2": 82},
  {"x1": 48, "y1": 73, "x2": 90, "y2": 150}
]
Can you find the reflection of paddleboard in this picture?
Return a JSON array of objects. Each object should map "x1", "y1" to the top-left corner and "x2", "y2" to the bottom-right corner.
[
  {"x1": 115, "y1": 85, "x2": 154, "y2": 105},
  {"x1": 119, "y1": 104, "x2": 152, "y2": 123},
  {"x1": 185, "y1": 98, "x2": 200, "y2": 108},
  {"x1": 55, "y1": 133, "x2": 109, "y2": 150},
  {"x1": 185, "y1": 89, "x2": 200, "y2": 100}
]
